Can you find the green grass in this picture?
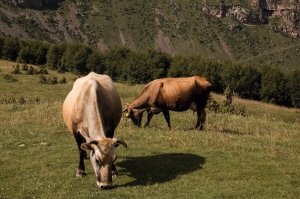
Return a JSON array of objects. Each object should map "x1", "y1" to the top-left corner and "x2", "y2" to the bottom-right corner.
[{"x1": 0, "y1": 60, "x2": 299, "y2": 198}]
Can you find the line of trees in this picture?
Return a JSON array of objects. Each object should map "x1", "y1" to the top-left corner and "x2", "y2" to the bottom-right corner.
[{"x1": 0, "y1": 35, "x2": 299, "y2": 108}]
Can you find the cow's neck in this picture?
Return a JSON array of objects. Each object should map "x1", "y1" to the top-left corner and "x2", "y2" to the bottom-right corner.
[
  {"x1": 129, "y1": 94, "x2": 150, "y2": 109},
  {"x1": 84, "y1": 100, "x2": 107, "y2": 141}
]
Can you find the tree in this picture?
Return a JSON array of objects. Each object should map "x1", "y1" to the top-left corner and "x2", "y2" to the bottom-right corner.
[
  {"x1": 2, "y1": 36, "x2": 20, "y2": 61},
  {"x1": 0, "y1": 36, "x2": 5, "y2": 58},
  {"x1": 288, "y1": 69, "x2": 300, "y2": 108},
  {"x1": 60, "y1": 43, "x2": 92, "y2": 75},
  {"x1": 143, "y1": 49, "x2": 171, "y2": 81},
  {"x1": 260, "y1": 65, "x2": 292, "y2": 107},
  {"x1": 104, "y1": 46, "x2": 132, "y2": 81},
  {"x1": 86, "y1": 50, "x2": 106, "y2": 74},
  {"x1": 35, "y1": 42, "x2": 50, "y2": 65},
  {"x1": 168, "y1": 55, "x2": 191, "y2": 77},
  {"x1": 46, "y1": 42, "x2": 67, "y2": 71}
]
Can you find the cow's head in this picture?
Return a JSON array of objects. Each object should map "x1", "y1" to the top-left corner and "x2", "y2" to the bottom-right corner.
[
  {"x1": 122, "y1": 104, "x2": 147, "y2": 127},
  {"x1": 81, "y1": 138, "x2": 127, "y2": 189}
]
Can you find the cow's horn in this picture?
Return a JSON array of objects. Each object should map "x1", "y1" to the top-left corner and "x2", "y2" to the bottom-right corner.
[
  {"x1": 122, "y1": 108, "x2": 128, "y2": 113},
  {"x1": 113, "y1": 138, "x2": 128, "y2": 148}
]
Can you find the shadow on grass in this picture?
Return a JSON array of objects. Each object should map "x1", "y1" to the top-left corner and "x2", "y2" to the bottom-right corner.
[{"x1": 115, "y1": 153, "x2": 205, "y2": 187}]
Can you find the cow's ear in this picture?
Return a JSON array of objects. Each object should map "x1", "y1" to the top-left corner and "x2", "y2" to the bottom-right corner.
[
  {"x1": 81, "y1": 143, "x2": 93, "y2": 151},
  {"x1": 81, "y1": 141, "x2": 101, "y2": 153}
]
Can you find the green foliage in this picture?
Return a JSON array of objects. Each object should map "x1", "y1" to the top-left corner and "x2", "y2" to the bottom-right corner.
[
  {"x1": 260, "y1": 65, "x2": 292, "y2": 107},
  {"x1": 2, "y1": 36, "x2": 19, "y2": 61},
  {"x1": 60, "y1": 43, "x2": 92, "y2": 75},
  {"x1": 288, "y1": 69, "x2": 300, "y2": 108},
  {"x1": 221, "y1": 62, "x2": 261, "y2": 100},
  {"x1": 207, "y1": 91, "x2": 246, "y2": 116},
  {"x1": 103, "y1": 46, "x2": 133, "y2": 81},
  {"x1": 86, "y1": 50, "x2": 106, "y2": 74},
  {"x1": 46, "y1": 42, "x2": 67, "y2": 71}
]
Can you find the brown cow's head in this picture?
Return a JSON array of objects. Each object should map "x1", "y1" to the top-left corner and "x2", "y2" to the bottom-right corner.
[
  {"x1": 81, "y1": 138, "x2": 127, "y2": 189},
  {"x1": 122, "y1": 104, "x2": 147, "y2": 127}
]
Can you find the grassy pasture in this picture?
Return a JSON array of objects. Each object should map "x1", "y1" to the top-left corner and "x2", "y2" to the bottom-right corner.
[{"x1": 0, "y1": 60, "x2": 299, "y2": 198}]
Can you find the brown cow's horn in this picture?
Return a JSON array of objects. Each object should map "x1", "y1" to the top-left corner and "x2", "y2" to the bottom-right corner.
[{"x1": 122, "y1": 103, "x2": 130, "y2": 112}]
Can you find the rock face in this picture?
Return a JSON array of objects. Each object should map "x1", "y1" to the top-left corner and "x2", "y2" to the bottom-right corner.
[
  {"x1": 202, "y1": 5, "x2": 263, "y2": 25},
  {"x1": 11, "y1": 0, "x2": 56, "y2": 9},
  {"x1": 252, "y1": 0, "x2": 300, "y2": 38},
  {"x1": 203, "y1": 0, "x2": 300, "y2": 38}
]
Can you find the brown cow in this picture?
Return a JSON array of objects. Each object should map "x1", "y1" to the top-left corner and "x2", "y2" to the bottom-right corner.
[
  {"x1": 62, "y1": 72, "x2": 127, "y2": 189},
  {"x1": 122, "y1": 76, "x2": 211, "y2": 130}
]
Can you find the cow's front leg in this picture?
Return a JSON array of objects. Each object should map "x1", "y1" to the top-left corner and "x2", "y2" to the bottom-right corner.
[
  {"x1": 162, "y1": 110, "x2": 171, "y2": 129},
  {"x1": 76, "y1": 147, "x2": 87, "y2": 177},
  {"x1": 74, "y1": 132, "x2": 87, "y2": 177},
  {"x1": 195, "y1": 108, "x2": 206, "y2": 130},
  {"x1": 144, "y1": 111, "x2": 154, "y2": 127}
]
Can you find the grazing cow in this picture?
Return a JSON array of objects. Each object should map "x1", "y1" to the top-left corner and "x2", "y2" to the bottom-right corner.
[
  {"x1": 62, "y1": 72, "x2": 127, "y2": 189},
  {"x1": 122, "y1": 76, "x2": 211, "y2": 130}
]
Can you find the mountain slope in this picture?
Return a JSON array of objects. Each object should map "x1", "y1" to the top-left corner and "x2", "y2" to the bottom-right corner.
[{"x1": 0, "y1": 0, "x2": 299, "y2": 70}]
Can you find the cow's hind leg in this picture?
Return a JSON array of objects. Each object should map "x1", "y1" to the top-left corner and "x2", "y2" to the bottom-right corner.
[
  {"x1": 195, "y1": 108, "x2": 206, "y2": 130},
  {"x1": 73, "y1": 132, "x2": 87, "y2": 177}
]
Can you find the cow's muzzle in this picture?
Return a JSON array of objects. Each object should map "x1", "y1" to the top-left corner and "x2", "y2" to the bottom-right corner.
[{"x1": 97, "y1": 181, "x2": 111, "y2": 190}]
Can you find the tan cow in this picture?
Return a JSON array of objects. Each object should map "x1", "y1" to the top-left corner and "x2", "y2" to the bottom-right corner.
[
  {"x1": 62, "y1": 72, "x2": 127, "y2": 189},
  {"x1": 122, "y1": 76, "x2": 211, "y2": 130}
]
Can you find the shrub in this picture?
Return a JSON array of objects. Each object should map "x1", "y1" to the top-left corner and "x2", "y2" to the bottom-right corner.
[
  {"x1": 59, "y1": 77, "x2": 67, "y2": 84},
  {"x1": 39, "y1": 75, "x2": 47, "y2": 84},
  {"x1": 22, "y1": 64, "x2": 28, "y2": 71},
  {"x1": 11, "y1": 64, "x2": 22, "y2": 74},
  {"x1": 3, "y1": 74, "x2": 18, "y2": 82},
  {"x1": 26, "y1": 66, "x2": 36, "y2": 75}
]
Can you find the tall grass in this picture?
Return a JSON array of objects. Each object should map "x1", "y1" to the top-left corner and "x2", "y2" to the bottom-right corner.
[{"x1": 0, "y1": 60, "x2": 299, "y2": 198}]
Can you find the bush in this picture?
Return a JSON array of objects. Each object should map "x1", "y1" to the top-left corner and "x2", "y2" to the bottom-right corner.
[
  {"x1": 39, "y1": 75, "x2": 47, "y2": 84},
  {"x1": 59, "y1": 77, "x2": 67, "y2": 84},
  {"x1": 22, "y1": 64, "x2": 28, "y2": 71},
  {"x1": 26, "y1": 66, "x2": 36, "y2": 75},
  {"x1": 206, "y1": 92, "x2": 246, "y2": 116},
  {"x1": 3, "y1": 74, "x2": 18, "y2": 82},
  {"x1": 11, "y1": 64, "x2": 22, "y2": 74}
]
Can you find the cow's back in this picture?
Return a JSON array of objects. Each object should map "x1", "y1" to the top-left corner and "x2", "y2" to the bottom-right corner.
[
  {"x1": 146, "y1": 76, "x2": 211, "y2": 111},
  {"x1": 63, "y1": 72, "x2": 122, "y2": 139}
]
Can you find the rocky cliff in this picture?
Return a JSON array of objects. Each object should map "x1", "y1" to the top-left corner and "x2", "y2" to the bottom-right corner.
[{"x1": 203, "y1": 0, "x2": 300, "y2": 38}]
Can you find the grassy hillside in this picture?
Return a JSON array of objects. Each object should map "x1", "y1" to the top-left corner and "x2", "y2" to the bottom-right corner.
[
  {"x1": 0, "y1": 1, "x2": 300, "y2": 71},
  {"x1": 0, "y1": 60, "x2": 299, "y2": 198}
]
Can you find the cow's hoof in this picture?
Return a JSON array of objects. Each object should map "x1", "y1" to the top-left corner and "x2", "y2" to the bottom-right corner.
[{"x1": 76, "y1": 170, "x2": 86, "y2": 177}]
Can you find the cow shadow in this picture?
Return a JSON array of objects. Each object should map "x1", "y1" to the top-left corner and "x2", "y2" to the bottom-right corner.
[{"x1": 115, "y1": 153, "x2": 205, "y2": 187}]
